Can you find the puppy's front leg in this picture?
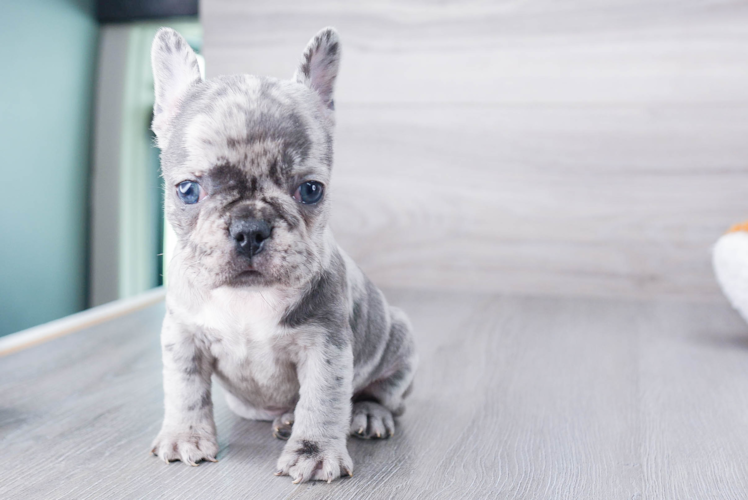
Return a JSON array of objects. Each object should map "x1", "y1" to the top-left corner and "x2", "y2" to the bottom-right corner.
[
  {"x1": 276, "y1": 335, "x2": 354, "y2": 483},
  {"x1": 151, "y1": 314, "x2": 218, "y2": 465}
]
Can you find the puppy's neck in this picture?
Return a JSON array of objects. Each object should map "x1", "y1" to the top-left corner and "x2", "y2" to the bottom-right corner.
[
  {"x1": 167, "y1": 285, "x2": 299, "y2": 344},
  {"x1": 210, "y1": 285, "x2": 299, "y2": 313}
]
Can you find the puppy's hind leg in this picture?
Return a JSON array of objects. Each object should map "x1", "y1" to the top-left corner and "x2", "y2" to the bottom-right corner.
[
  {"x1": 351, "y1": 401, "x2": 395, "y2": 439},
  {"x1": 351, "y1": 307, "x2": 418, "y2": 440},
  {"x1": 272, "y1": 411, "x2": 295, "y2": 440}
]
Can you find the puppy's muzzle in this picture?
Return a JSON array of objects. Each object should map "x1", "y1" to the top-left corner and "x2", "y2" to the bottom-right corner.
[{"x1": 229, "y1": 217, "x2": 271, "y2": 258}]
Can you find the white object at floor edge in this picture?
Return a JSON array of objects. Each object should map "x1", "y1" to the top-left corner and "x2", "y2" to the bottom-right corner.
[{"x1": 713, "y1": 229, "x2": 748, "y2": 323}]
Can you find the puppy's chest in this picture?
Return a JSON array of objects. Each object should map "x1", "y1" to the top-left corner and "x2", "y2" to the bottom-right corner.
[
  {"x1": 196, "y1": 288, "x2": 288, "y2": 341},
  {"x1": 189, "y1": 288, "x2": 297, "y2": 382}
]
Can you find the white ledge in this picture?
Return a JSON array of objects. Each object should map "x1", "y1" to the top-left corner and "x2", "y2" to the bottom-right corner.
[{"x1": 0, "y1": 287, "x2": 166, "y2": 357}]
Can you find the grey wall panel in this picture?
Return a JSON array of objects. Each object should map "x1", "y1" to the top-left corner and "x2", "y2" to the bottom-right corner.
[{"x1": 201, "y1": 0, "x2": 748, "y2": 298}]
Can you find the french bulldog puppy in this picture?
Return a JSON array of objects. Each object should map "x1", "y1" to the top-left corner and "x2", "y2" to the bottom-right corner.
[{"x1": 149, "y1": 27, "x2": 418, "y2": 484}]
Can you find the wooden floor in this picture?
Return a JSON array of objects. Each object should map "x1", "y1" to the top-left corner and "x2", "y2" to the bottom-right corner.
[{"x1": 3, "y1": 290, "x2": 748, "y2": 499}]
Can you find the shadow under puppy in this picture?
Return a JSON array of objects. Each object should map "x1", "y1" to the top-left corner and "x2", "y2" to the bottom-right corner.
[{"x1": 149, "y1": 27, "x2": 418, "y2": 484}]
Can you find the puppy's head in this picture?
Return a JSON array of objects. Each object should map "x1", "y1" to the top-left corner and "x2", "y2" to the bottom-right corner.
[{"x1": 151, "y1": 28, "x2": 340, "y2": 289}]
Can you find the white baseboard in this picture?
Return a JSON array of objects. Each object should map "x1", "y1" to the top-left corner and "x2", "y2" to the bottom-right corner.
[{"x1": 0, "y1": 287, "x2": 166, "y2": 357}]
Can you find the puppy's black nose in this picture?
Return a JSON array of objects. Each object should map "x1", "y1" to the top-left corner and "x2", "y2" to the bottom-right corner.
[{"x1": 229, "y1": 218, "x2": 271, "y2": 257}]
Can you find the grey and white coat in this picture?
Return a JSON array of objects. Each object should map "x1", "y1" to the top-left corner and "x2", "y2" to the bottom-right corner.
[{"x1": 148, "y1": 27, "x2": 418, "y2": 484}]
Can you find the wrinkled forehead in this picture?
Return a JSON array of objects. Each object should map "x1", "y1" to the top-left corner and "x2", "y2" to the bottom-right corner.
[{"x1": 165, "y1": 75, "x2": 332, "y2": 182}]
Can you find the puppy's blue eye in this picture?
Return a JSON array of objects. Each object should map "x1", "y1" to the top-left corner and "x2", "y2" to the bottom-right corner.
[
  {"x1": 177, "y1": 181, "x2": 201, "y2": 204},
  {"x1": 293, "y1": 181, "x2": 324, "y2": 204}
]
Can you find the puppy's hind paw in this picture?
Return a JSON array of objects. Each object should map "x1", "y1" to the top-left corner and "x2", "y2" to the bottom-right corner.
[
  {"x1": 272, "y1": 412, "x2": 295, "y2": 440},
  {"x1": 151, "y1": 429, "x2": 218, "y2": 466},
  {"x1": 350, "y1": 401, "x2": 395, "y2": 439}
]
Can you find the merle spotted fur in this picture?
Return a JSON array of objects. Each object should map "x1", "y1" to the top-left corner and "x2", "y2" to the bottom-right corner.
[{"x1": 149, "y1": 27, "x2": 418, "y2": 484}]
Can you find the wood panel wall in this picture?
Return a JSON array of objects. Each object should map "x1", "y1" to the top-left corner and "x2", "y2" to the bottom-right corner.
[{"x1": 201, "y1": 0, "x2": 748, "y2": 299}]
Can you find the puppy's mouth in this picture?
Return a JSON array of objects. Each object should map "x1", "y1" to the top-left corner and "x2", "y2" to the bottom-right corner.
[{"x1": 226, "y1": 263, "x2": 266, "y2": 287}]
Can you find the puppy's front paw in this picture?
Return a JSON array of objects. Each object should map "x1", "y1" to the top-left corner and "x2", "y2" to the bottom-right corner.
[
  {"x1": 151, "y1": 429, "x2": 218, "y2": 466},
  {"x1": 350, "y1": 401, "x2": 395, "y2": 439},
  {"x1": 275, "y1": 438, "x2": 353, "y2": 483}
]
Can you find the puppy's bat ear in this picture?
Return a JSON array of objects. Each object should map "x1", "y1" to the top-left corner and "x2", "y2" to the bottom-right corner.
[
  {"x1": 151, "y1": 28, "x2": 202, "y2": 149},
  {"x1": 295, "y1": 27, "x2": 340, "y2": 113}
]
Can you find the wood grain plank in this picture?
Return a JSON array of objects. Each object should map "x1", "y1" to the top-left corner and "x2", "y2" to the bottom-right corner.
[
  {"x1": 201, "y1": 0, "x2": 748, "y2": 298},
  {"x1": 2, "y1": 294, "x2": 748, "y2": 498},
  {"x1": 328, "y1": 105, "x2": 748, "y2": 299},
  {"x1": 639, "y1": 301, "x2": 748, "y2": 499},
  {"x1": 203, "y1": 0, "x2": 748, "y2": 105}
]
